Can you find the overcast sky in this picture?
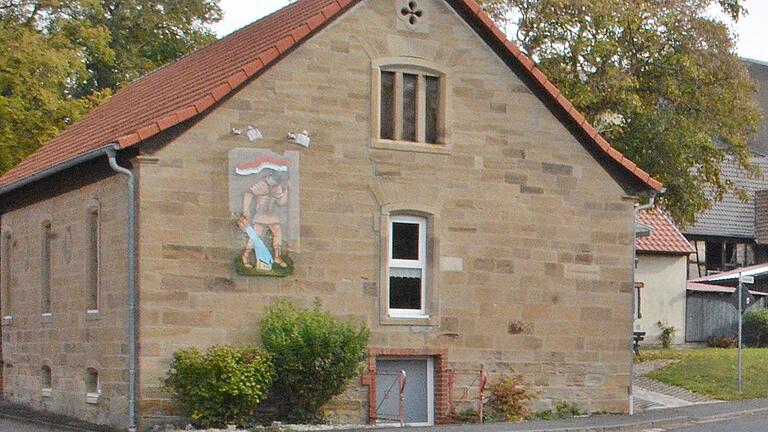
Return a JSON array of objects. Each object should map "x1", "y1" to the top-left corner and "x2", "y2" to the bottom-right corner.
[{"x1": 211, "y1": 0, "x2": 768, "y2": 63}]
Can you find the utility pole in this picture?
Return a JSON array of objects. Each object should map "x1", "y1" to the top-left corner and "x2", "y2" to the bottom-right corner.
[
  {"x1": 736, "y1": 272, "x2": 754, "y2": 395},
  {"x1": 738, "y1": 273, "x2": 743, "y2": 395}
]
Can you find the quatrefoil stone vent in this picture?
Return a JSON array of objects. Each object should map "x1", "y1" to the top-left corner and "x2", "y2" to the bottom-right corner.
[
  {"x1": 399, "y1": 1, "x2": 424, "y2": 27},
  {"x1": 397, "y1": 0, "x2": 425, "y2": 30}
]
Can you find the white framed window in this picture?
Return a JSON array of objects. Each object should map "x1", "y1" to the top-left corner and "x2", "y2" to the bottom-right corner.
[{"x1": 388, "y1": 215, "x2": 427, "y2": 318}]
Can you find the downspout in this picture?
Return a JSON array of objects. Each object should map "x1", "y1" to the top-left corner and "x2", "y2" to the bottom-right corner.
[
  {"x1": 107, "y1": 147, "x2": 138, "y2": 432},
  {"x1": 628, "y1": 189, "x2": 663, "y2": 415}
]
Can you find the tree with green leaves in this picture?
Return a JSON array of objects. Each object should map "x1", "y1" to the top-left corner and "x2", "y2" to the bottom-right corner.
[
  {"x1": 0, "y1": 19, "x2": 99, "y2": 173},
  {"x1": 0, "y1": 0, "x2": 222, "y2": 174},
  {"x1": 478, "y1": 0, "x2": 761, "y2": 226}
]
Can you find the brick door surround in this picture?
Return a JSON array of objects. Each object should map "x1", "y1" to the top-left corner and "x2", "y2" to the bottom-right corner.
[{"x1": 361, "y1": 348, "x2": 449, "y2": 425}]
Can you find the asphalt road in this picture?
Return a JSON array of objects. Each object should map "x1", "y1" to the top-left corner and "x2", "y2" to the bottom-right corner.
[
  {"x1": 663, "y1": 413, "x2": 768, "y2": 432},
  {"x1": 0, "y1": 417, "x2": 68, "y2": 432}
]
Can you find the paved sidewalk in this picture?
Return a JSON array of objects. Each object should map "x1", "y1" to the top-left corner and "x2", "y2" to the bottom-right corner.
[
  {"x1": 356, "y1": 399, "x2": 768, "y2": 432},
  {"x1": 0, "y1": 417, "x2": 68, "y2": 432},
  {"x1": 0, "y1": 400, "x2": 110, "y2": 432}
]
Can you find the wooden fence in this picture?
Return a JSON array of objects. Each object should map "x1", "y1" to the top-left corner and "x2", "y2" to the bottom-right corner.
[{"x1": 685, "y1": 291, "x2": 766, "y2": 343}]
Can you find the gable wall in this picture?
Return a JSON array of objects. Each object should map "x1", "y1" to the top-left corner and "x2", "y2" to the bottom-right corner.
[{"x1": 136, "y1": 0, "x2": 635, "y2": 425}]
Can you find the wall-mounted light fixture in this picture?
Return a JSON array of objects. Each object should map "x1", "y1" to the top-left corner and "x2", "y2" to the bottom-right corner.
[
  {"x1": 232, "y1": 126, "x2": 263, "y2": 142},
  {"x1": 288, "y1": 130, "x2": 311, "y2": 148}
]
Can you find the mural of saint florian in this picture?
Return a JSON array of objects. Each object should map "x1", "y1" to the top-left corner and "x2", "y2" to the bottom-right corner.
[{"x1": 234, "y1": 156, "x2": 291, "y2": 270}]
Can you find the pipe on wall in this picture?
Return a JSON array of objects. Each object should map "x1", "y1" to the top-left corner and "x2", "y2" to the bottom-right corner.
[
  {"x1": 106, "y1": 147, "x2": 138, "y2": 432},
  {"x1": 628, "y1": 189, "x2": 662, "y2": 415}
]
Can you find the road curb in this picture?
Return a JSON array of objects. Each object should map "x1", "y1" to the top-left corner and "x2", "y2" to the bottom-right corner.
[
  {"x1": 690, "y1": 406, "x2": 768, "y2": 423},
  {"x1": 504, "y1": 415, "x2": 691, "y2": 432},
  {"x1": 482, "y1": 406, "x2": 768, "y2": 432}
]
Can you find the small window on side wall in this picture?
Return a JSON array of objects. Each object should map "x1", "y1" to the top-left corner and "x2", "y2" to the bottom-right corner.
[
  {"x1": 41, "y1": 221, "x2": 52, "y2": 316},
  {"x1": 41, "y1": 365, "x2": 52, "y2": 397},
  {"x1": 388, "y1": 215, "x2": 427, "y2": 317},
  {"x1": 86, "y1": 368, "x2": 100, "y2": 404},
  {"x1": 379, "y1": 68, "x2": 443, "y2": 144},
  {"x1": 86, "y1": 207, "x2": 100, "y2": 312},
  {"x1": 2, "y1": 230, "x2": 12, "y2": 319}
]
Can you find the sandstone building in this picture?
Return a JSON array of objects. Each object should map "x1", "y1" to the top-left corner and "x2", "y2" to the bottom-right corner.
[{"x1": 0, "y1": 0, "x2": 662, "y2": 429}]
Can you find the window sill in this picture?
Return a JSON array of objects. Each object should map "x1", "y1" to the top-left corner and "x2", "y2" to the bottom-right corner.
[
  {"x1": 40, "y1": 313, "x2": 52, "y2": 324},
  {"x1": 372, "y1": 139, "x2": 450, "y2": 155},
  {"x1": 381, "y1": 313, "x2": 437, "y2": 326},
  {"x1": 2, "y1": 316, "x2": 11, "y2": 326},
  {"x1": 86, "y1": 392, "x2": 100, "y2": 404},
  {"x1": 41, "y1": 388, "x2": 52, "y2": 398}
]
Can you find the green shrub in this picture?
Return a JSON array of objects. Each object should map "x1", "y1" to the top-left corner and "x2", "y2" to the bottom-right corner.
[
  {"x1": 744, "y1": 308, "x2": 768, "y2": 347},
  {"x1": 164, "y1": 346, "x2": 274, "y2": 428},
  {"x1": 657, "y1": 322, "x2": 677, "y2": 349},
  {"x1": 489, "y1": 368, "x2": 536, "y2": 422},
  {"x1": 260, "y1": 300, "x2": 370, "y2": 422},
  {"x1": 526, "y1": 401, "x2": 582, "y2": 421}
]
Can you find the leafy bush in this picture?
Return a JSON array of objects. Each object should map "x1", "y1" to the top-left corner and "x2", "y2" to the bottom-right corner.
[
  {"x1": 260, "y1": 300, "x2": 370, "y2": 421},
  {"x1": 744, "y1": 308, "x2": 768, "y2": 347},
  {"x1": 707, "y1": 335, "x2": 737, "y2": 348},
  {"x1": 489, "y1": 368, "x2": 537, "y2": 422},
  {"x1": 657, "y1": 322, "x2": 677, "y2": 349},
  {"x1": 526, "y1": 401, "x2": 582, "y2": 421},
  {"x1": 164, "y1": 346, "x2": 274, "y2": 428}
]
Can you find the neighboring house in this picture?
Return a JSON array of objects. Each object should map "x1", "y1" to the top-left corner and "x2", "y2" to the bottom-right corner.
[
  {"x1": 745, "y1": 59, "x2": 768, "y2": 155},
  {"x1": 683, "y1": 59, "x2": 768, "y2": 278},
  {"x1": 685, "y1": 264, "x2": 768, "y2": 343},
  {"x1": 683, "y1": 155, "x2": 768, "y2": 278},
  {"x1": 0, "y1": 0, "x2": 662, "y2": 429},
  {"x1": 634, "y1": 210, "x2": 694, "y2": 346}
]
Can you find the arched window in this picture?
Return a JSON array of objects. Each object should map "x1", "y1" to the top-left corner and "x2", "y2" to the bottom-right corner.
[
  {"x1": 85, "y1": 205, "x2": 100, "y2": 312},
  {"x1": 2, "y1": 229, "x2": 12, "y2": 320},
  {"x1": 41, "y1": 220, "x2": 52, "y2": 316},
  {"x1": 374, "y1": 200, "x2": 440, "y2": 325},
  {"x1": 41, "y1": 365, "x2": 52, "y2": 397},
  {"x1": 86, "y1": 368, "x2": 100, "y2": 404},
  {"x1": 388, "y1": 215, "x2": 428, "y2": 317}
]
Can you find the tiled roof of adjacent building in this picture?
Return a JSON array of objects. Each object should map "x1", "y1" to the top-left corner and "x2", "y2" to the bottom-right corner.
[
  {"x1": 686, "y1": 281, "x2": 768, "y2": 296},
  {"x1": 636, "y1": 209, "x2": 695, "y2": 255},
  {"x1": 0, "y1": 0, "x2": 663, "y2": 193},
  {"x1": 744, "y1": 59, "x2": 768, "y2": 156},
  {"x1": 681, "y1": 155, "x2": 768, "y2": 239}
]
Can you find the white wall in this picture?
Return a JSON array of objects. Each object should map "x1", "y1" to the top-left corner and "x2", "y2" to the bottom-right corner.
[{"x1": 635, "y1": 254, "x2": 689, "y2": 345}]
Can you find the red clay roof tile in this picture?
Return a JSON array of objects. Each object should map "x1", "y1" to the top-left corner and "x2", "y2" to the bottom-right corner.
[
  {"x1": 0, "y1": 0, "x2": 663, "y2": 193},
  {"x1": 636, "y1": 209, "x2": 695, "y2": 255}
]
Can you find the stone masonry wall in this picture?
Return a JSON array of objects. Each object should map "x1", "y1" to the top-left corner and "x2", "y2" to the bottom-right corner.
[
  {"x1": 0, "y1": 173, "x2": 130, "y2": 428},
  {"x1": 136, "y1": 0, "x2": 636, "y2": 427}
]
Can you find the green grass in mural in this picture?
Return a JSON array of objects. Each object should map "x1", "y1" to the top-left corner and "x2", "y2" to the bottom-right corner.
[
  {"x1": 642, "y1": 348, "x2": 768, "y2": 400},
  {"x1": 233, "y1": 255, "x2": 294, "y2": 277}
]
